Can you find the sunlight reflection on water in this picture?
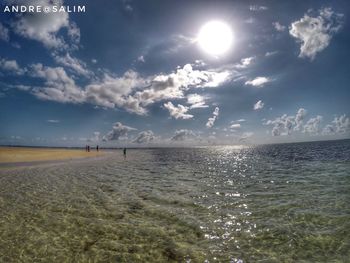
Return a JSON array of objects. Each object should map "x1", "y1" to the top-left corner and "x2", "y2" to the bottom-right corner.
[{"x1": 0, "y1": 140, "x2": 349, "y2": 262}]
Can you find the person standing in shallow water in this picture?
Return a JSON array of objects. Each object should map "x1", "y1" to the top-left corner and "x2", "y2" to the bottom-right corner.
[
  {"x1": 96, "y1": 145, "x2": 99, "y2": 152},
  {"x1": 123, "y1": 148, "x2": 126, "y2": 159}
]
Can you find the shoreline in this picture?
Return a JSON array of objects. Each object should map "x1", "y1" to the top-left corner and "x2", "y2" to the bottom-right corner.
[
  {"x1": 1, "y1": 138, "x2": 349, "y2": 149},
  {"x1": 0, "y1": 146, "x2": 107, "y2": 165}
]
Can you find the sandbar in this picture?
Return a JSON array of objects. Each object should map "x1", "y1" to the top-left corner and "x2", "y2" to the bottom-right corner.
[{"x1": 0, "y1": 147, "x2": 105, "y2": 163}]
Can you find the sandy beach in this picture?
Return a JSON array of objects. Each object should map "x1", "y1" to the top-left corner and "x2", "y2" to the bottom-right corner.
[{"x1": 0, "y1": 147, "x2": 105, "y2": 163}]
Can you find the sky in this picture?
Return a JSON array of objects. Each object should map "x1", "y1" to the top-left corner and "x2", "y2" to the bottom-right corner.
[{"x1": 0, "y1": 0, "x2": 349, "y2": 147}]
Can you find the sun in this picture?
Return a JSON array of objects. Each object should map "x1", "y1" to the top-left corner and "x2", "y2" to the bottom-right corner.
[{"x1": 197, "y1": 20, "x2": 233, "y2": 56}]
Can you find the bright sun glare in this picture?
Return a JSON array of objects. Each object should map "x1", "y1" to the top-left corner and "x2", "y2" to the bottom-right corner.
[{"x1": 197, "y1": 20, "x2": 233, "y2": 56}]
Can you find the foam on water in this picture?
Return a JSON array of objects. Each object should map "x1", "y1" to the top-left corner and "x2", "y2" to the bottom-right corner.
[{"x1": 0, "y1": 140, "x2": 349, "y2": 262}]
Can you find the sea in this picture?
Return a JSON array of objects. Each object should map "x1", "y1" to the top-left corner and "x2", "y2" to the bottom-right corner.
[{"x1": 0, "y1": 139, "x2": 349, "y2": 262}]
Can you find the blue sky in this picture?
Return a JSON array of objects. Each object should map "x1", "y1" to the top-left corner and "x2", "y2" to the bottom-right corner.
[{"x1": 0, "y1": 0, "x2": 349, "y2": 147}]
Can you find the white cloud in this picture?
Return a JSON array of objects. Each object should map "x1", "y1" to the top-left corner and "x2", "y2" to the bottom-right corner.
[
  {"x1": 103, "y1": 122, "x2": 136, "y2": 141},
  {"x1": 194, "y1": 59, "x2": 206, "y2": 67},
  {"x1": 265, "y1": 110, "x2": 302, "y2": 136},
  {"x1": 265, "y1": 51, "x2": 279, "y2": 57},
  {"x1": 158, "y1": 34, "x2": 195, "y2": 55},
  {"x1": 11, "y1": 135, "x2": 22, "y2": 140},
  {"x1": 87, "y1": 131, "x2": 100, "y2": 142},
  {"x1": 15, "y1": 85, "x2": 31, "y2": 91},
  {"x1": 85, "y1": 70, "x2": 147, "y2": 114},
  {"x1": 90, "y1": 64, "x2": 224, "y2": 115},
  {"x1": 187, "y1": 93, "x2": 208, "y2": 109},
  {"x1": 159, "y1": 63, "x2": 228, "y2": 90},
  {"x1": 171, "y1": 129, "x2": 196, "y2": 141},
  {"x1": 67, "y1": 22, "x2": 80, "y2": 44},
  {"x1": 235, "y1": 119, "x2": 246, "y2": 122},
  {"x1": 0, "y1": 22, "x2": 9, "y2": 41},
  {"x1": 127, "y1": 64, "x2": 229, "y2": 113},
  {"x1": 164, "y1": 101, "x2": 193, "y2": 120},
  {"x1": 236, "y1": 56, "x2": 255, "y2": 68},
  {"x1": 53, "y1": 53, "x2": 91, "y2": 77},
  {"x1": 122, "y1": 0, "x2": 133, "y2": 12},
  {"x1": 250, "y1": 5, "x2": 268, "y2": 11},
  {"x1": 271, "y1": 115, "x2": 295, "y2": 136},
  {"x1": 204, "y1": 71, "x2": 231, "y2": 87},
  {"x1": 323, "y1": 114, "x2": 350, "y2": 135},
  {"x1": 332, "y1": 114, "x2": 350, "y2": 134},
  {"x1": 137, "y1": 55, "x2": 145, "y2": 63},
  {"x1": 230, "y1": 123, "x2": 241, "y2": 129},
  {"x1": 5, "y1": 60, "x2": 230, "y2": 115},
  {"x1": 10, "y1": 0, "x2": 80, "y2": 49},
  {"x1": 133, "y1": 130, "x2": 154, "y2": 144},
  {"x1": 273, "y1": 22, "x2": 286, "y2": 32},
  {"x1": 244, "y1": 18, "x2": 255, "y2": 24},
  {"x1": 0, "y1": 57, "x2": 25, "y2": 75},
  {"x1": 253, "y1": 100, "x2": 264, "y2": 110},
  {"x1": 206, "y1": 107, "x2": 219, "y2": 128},
  {"x1": 239, "y1": 132, "x2": 254, "y2": 141},
  {"x1": 322, "y1": 124, "x2": 335, "y2": 135},
  {"x1": 266, "y1": 109, "x2": 348, "y2": 137},
  {"x1": 47, "y1": 119, "x2": 60, "y2": 123},
  {"x1": 245, "y1": 76, "x2": 271, "y2": 87},
  {"x1": 2, "y1": 59, "x2": 91, "y2": 105},
  {"x1": 294, "y1": 108, "x2": 307, "y2": 131},
  {"x1": 289, "y1": 7, "x2": 344, "y2": 60},
  {"x1": 29, "y1": 63, "x2": 85, "y2": 103},
  {"x1": 303, "y1": 115, "x2": 323, "y2": 134}
]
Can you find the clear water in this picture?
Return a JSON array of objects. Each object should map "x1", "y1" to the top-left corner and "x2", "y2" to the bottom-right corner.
[{"x1": 0, "y1": 140, "x2": 349, "y2": 262}]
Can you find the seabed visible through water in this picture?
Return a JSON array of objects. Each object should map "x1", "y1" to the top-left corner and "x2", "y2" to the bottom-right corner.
[{"x1": 0, "y1": 141, "x2": 349, "y2": 262}]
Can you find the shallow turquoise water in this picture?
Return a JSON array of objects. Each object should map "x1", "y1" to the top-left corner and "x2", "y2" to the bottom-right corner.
[{"x1": 0, "y1": 140, "x2": 349, "y2": 262}]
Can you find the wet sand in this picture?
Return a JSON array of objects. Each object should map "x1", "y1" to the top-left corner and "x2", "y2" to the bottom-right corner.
[{"x1": 0, "y1": 147, "x2": 105, "y2": 164}]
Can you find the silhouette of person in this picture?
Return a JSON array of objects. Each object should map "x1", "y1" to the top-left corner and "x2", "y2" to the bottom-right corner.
[
  {"x1": 96, "y1": 145, "x2": 99, "y2": 152},
  {"x1": 123, "y1": 148, "x2": 126, "y2": 159},
  {"x1": 87, "y1": 145, "x2": 90, "y2": 152}
]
